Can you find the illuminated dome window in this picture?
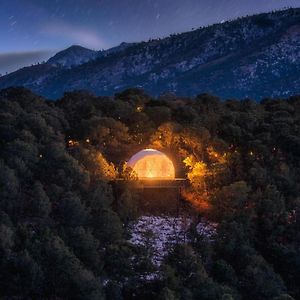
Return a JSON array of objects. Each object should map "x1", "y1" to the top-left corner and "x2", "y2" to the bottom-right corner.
[{"x1": 128, "y1": 149, "x2": 175, "y2": 179}]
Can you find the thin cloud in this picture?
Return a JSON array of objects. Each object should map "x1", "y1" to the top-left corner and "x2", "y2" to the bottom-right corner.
[
  {"x1": 0, "y1": 50, "x2": 56, "y2": 75},
  {"x1": 42, "y1": 22, "x2": 107, "y2": 50}
]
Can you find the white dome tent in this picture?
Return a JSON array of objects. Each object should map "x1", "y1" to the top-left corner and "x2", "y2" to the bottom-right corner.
[{"x1": 127, "y1": 149, "x2": 175, "y2": 179}]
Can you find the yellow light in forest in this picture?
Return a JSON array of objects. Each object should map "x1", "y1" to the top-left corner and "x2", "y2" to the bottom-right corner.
[{"x1": 128, "y1": 149, "x2": 175, "y2": 179}]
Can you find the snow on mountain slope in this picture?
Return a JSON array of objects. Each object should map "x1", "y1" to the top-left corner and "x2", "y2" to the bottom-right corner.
[
  {"x1": 47, "y1": 45, "x2": 97, "y2": 68},
  {"x1": 1, "y1": 8, "x2": 300, "y2": 100}
]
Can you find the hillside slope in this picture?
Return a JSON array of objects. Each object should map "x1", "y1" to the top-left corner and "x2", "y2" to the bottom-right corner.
[
  {"x1": 47, "y1": 45, "x2": 97, "y2": 68},
  {"x1": 0, "y1": 8, "x2": 300, "y2": 99}
]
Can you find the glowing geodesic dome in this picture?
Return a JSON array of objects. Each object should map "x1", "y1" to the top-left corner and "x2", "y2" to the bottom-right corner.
[{"x1": 128, "y1": 149, "x2": 175, "y2": 179}]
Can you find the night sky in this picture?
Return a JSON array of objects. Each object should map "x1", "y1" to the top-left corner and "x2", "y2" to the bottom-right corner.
[{"x1": 0, "y1": 0, "x2": 299, "y2": 74}]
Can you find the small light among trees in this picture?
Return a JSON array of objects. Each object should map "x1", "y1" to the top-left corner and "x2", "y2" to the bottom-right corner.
[{"x1": 68, "y1": 140, "x2": 79, "y2": 147}]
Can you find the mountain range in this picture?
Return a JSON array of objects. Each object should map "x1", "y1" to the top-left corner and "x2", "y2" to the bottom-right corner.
[{"x1": 0, "y1": 8, "x2": 300, "y2": 100}]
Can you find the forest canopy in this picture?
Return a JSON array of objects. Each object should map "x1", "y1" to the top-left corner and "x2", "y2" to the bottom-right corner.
[{"x1": 1, "y1": 87, "x2": 300, "y2": 300}]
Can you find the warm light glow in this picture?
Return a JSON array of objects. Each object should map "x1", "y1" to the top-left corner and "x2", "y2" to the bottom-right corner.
[
  {"x1": 68, "y1": 140, "x2": 79, "y2": 147},
  {"x1": 128, "y1": 149, "x2": 175, "y2": 179}
]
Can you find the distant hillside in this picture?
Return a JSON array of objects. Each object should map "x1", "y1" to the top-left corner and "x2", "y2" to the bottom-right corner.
[
  {"x1": 47, "y1": 42, "x2": 136, "y2": 68},
  {"x1": 47, "y1": 45, "x2": 97, "y2": 68},
  {"x1": 0, "y1": 8, "x2": 300, "y2": 99}
]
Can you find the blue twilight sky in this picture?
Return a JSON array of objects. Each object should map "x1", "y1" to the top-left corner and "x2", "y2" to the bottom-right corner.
[{"x1": 0, "y1": 0, "x2": 299, "y2": 74}]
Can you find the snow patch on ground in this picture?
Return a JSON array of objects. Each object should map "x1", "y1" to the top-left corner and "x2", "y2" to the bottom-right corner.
[{"x1": 128, "y1": 215, "x2": 217, "y2": 267}]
